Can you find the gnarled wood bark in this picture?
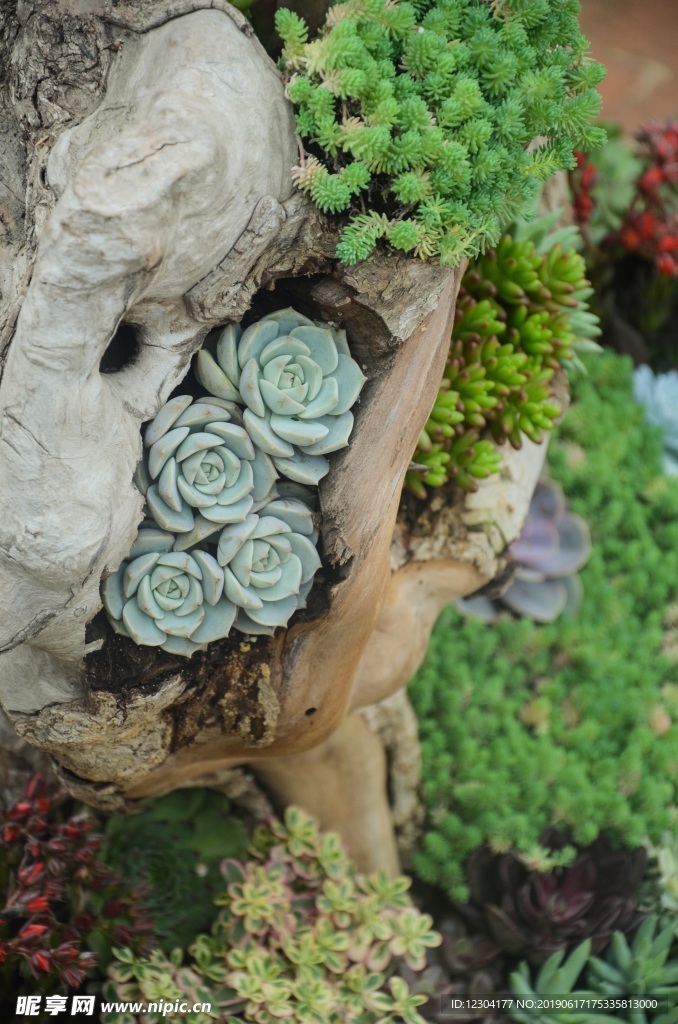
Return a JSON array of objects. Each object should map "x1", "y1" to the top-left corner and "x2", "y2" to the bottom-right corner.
[{"x1": 0, "y1": 0, "x2": 552, "y2": 866}]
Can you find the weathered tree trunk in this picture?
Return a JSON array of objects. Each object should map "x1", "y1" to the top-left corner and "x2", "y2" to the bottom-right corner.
[{"x1": 0, "y1": 0, "x2": 549, "y2": 867}]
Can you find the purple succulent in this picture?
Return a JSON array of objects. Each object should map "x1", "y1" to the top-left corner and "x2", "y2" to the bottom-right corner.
[
  {"x1": 458, "y1": 478, "x2": 592, "y2": 623},
  {"x1": 463, "y1": 835, "x2": 646, "y2": 964}
]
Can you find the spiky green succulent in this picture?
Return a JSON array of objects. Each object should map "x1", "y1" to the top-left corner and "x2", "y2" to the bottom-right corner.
[
  {"x1": 510, "y1": 919, "x2": 678, "y2": 1024},
  {"x1": 276, "y1": 0, "x2": 606, "y2": 266},
  {"x1": 406, "y1": 219, "x2": 600, "y2": 496}
]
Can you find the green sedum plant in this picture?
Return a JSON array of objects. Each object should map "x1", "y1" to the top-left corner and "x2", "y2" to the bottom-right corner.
[
  {"x1": 276, "y1": 0, "x2": 605, "y2": 266},
  {"x1": 105, "y1": 807, "x2": 441, "y2": 1024},
  {"x1": 406, "y1": 218, "x2": 600, "y2": 495},
  {"x1": 103, "y1": 789, "x2": 248, "y2": 952},
  {"x1": 410, "y1": 350, "x2": 678, "y2": 898}
]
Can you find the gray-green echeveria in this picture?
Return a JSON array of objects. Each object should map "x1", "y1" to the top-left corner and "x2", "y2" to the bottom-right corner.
[
  {"x1": 135, "y1": 395, "x2": 277, "y2": 550},
  {"x1": 195, "y1": 308, "x2": 366, "y2": 486},
  {"x1": 101, "y1": 527, "x2": 236, "y2": 658},
  {"x1": 216, "y1": 497, "x2": 321, "y2": 636}
]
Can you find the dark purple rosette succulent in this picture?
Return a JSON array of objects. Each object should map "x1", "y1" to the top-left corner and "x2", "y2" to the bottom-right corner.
[{"x1": 463, "y1": 834, "x2": 647, "y2": 963}]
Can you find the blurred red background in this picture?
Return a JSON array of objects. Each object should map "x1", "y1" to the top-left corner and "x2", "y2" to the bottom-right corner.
[{"x1": 581, "y1": 0, "x2": 678, "y2": 131}]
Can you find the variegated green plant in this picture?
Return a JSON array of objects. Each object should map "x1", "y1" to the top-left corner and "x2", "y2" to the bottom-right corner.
[
  {"x1": 106, "y1": 807, "x2": 440, "y2": 1024},
  {"x1": 196, "y1": 308, "x2": 366, "y2": 485}
]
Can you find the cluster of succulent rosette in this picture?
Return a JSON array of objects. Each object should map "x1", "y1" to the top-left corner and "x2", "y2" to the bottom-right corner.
[
  {"x1": 101, "y1": 309, "x2": 366, "y2": 656},
  {"x1": 458, "y1": 477, "x2": 592, "y2": 623},
  {"x1": 105, "y1": 807, "x2": 440, "y2": 1024}
]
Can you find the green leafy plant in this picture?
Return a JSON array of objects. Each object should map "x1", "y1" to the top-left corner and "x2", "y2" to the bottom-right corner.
[
  {"x1": 509, "y1": 918, "x2": 678, "y2": 1024},
  {"x1": 103, "y1": 789, "x2": 248, "y2": 952},
  {"x1": 276, "y1": 0, "x2": 605, "y2": 266},
  {"x1": 105, "y1": 807, "x2": 441, "y2": 1023},
  {"x1": 410, "y1": 350, "x2": 678, "y2": 899},
  {"x1": 405, "y1": 218, "x2": 600, "y2": 495}
]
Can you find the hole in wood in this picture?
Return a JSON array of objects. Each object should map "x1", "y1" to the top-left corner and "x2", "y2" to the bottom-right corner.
[
  {"x1": 305, "y1": 707, "x2": 317, "y2": 717},
  {"x1": 100, "y1": 323, "x2": 140, "y2": 373}
]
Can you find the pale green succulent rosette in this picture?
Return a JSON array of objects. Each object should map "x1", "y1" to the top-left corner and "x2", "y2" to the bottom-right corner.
[
  {"x1": 195, "y1": 308, "x2": 366, "y2": 486},
  {"x1": 135, "y1": 395, "x2": 278, "y2": 548},
  {"x1": 216, "y1": 497, "x2": 321, "y2": 636},
  {"x1": 101, "y1": 527, "x2": 237, "y2": 658}
]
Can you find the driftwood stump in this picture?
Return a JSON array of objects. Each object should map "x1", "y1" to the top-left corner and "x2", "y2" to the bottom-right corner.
[{"x1": 0, "y1": 0, "x2": 549, "y2": 868}]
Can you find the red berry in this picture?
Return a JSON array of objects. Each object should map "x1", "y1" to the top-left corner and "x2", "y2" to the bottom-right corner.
[
  {"x1": 638, "y1": 211, "x2": 657, "y2": 240},
  {"x1": 9, "y1": 802, "x2": 32, "y2": 821},
  {"x1": 25, "y1": 776, "x2": 46, "y2": 801},
  {"x1": 620, "y1": 228, "x2": 640, "y2": 251},
  {"x1": 639, "y1": 166, "x2": 664, "y2": 196},
  {"x1": 52, "y1": 944, "x2": 80, "y2": 964},
  {"x1": 62, "y1": 967, "x2": 86, "y2": 988},
  {"x1": 581, "y1": 164, "x2": 597, "y2": 189}
]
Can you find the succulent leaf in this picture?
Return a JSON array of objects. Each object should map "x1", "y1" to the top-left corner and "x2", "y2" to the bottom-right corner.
[
  {"x1": 139, "y1": 397, "x2": 276, "y2": 537},
  {"x1": 199, "y1": 309, "x2": 366, "y2": 461}
]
